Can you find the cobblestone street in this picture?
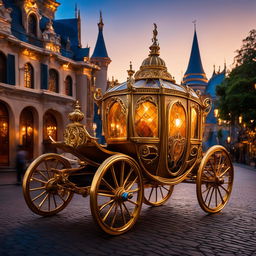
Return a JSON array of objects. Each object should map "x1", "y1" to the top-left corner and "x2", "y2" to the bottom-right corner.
[{"x1": 0, "y1": 164, "x2": 255, "y2": 256}]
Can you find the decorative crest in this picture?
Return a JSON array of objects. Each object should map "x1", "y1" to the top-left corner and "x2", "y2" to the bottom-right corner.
[
  {"x1": 68, "y1": 100, "x2": 84, "y2": 123},
  {"x1": 149, "y1": 23, "x2": 160, "y2": 56}
]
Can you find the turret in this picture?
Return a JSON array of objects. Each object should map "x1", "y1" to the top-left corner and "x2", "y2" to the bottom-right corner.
[
  {"x1": 182, "y1": 25, "x2": 208, "y2": 93},
  {"x1": 91, "y1": 11, "x2": 111, "y2": 93}
]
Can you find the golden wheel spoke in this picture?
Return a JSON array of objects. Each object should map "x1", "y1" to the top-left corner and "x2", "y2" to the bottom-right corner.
[
  {"x1": 36, "y1": 170, "x2": 48, "y2": 181},
  {"x1": 44, "y1": 160, "x2": 51, "y2": 178},
  {"x1": 155, "y1": 186, "x2": 158, "y2": 202},
  {"x1": 98, "y1": 192, "x2": 115, "y2": 198},
  {"x1": 31, "y1": 177, "x2": 47, "y2": 184},
  {"x1": 217, "y1": 154, "x2": 223, "y2": 174},
  {"x1": 99, "y1": 199, "x2": 114, "y2": 211},
  {"x1": 127, "y1": 199, "x2": 138, "y2": 206},
  {"x1": 127, "y1": 188, "x2": 139, "y2": 193},
  {"x1": 53, "y1": 194, "x2": 57, "y2": 208},
  {"x1": 215, "y1": 188, "x2": 218, "y2": 207},
  {"x1": 38, "y1": 193, "x2": 49, "y2": 209},
  {"x1": 120, "y1": 203, "x2": 126, "y2": 224},
  {"x1": 148, "y1": 187, "x2": 154, "y2": 201},
  {"x1": 202, "y1": 185, "x2": 211, "y2": 194},
  {"x1": 120, "y1": 161, "x2": 125, "y2": 186},
  {"x1": 123, "y1": 168, "x2": 133, "y2": 188},
  {"x1": 122, "y1": 202, "x2": 132, "y2": 218},
  {"x1": 219, "y1": 167, "x2": 231, "y2": 177},
  {"x1": 220, "y1": 184, "x2": 229, "y2": 194},
  {"x1": 217, "y1": 187, "x2": 225, "y2": 204},
  {"x1": 29, "y1": 186, "x2": 45, "y2": 191},
  {"x1": 32, "y1": 190, "x2": 46, "y2": 202},
  {"x1": 102, "y1": 178, "x2": 115, "y2": 192},
  {"x1": 159, "y1": 186, "x2": 164, "y2": 198},
  {"x1": 161, "y1": 186, "x2": 169, "y2": 192},
  {"x1": 204, "y1": 186, "x2": 212, "y2": 203},
  {"x1": 111, "y1": 165, "x2": 119, "y2": 188},
  {"x1": 111, "y1": 203, "x2": 118, "y2": 228},
  {"x1": 126, "y1": 176, "x2": 138, "y2": 191},
  {"x1": 57, "y1": 193, "x2": 65, "y2": 202},
  {"x1": 102, "y1": 201, "x2": 116, "y2": 222},
  {"x1": 207, "y1": 186, "x2": 215, "y2": 207},
  {"x1": 98, "y1": 189, "x2": 113, "y2": 194}
]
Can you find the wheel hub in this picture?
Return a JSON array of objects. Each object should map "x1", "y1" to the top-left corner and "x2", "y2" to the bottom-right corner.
[
  {"x1": 115, "y1": 188, "x2": 133, "y2": 201},
  {"x1": 45, "y1": 178, "x2": 58, "y2": 193}
]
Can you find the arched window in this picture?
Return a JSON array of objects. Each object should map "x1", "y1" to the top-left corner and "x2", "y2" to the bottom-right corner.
[
  {"x1": 0, "y1": 51, "x2": 7, "y2": 83},
  {"x1": 48, "y1": 69, "x2": 59, "y2": 93},
  {"x1": 65, "y1": 75, "x2": 72, "y2": 96},
  {"x1": 0, "y1": 101, "x2": 9, "y2": 165},
  {"x1": 191, "y1": 107, "x2": 199, "y2": 139},
  {"x1": 28, "y1": 14, "x2": 37, "y2": 37},
  {"x1": 24, "y1": 63, "x2": 34, "y2": 88},
  {"x1": 107, "y1": 101, "x2": 127, "y2": 138},
  {"x1": 20, "y1": 108, "x2": 34, "y2": 160},
  {"x1": 43, "y1": 112, "x2": 57, "y2": 141}
]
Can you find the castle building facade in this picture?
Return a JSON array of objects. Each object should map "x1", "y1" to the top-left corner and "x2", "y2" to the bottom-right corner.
[{"x1": 0, "y1": 0, "x2": 110, "y2": 168}]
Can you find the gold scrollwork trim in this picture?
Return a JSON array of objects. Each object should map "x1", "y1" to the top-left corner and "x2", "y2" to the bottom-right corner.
[
  {"x1": 136, "y1": 95, "x2": 157, "y2": 109},
  {"x1": 106, "y1": 97, "x2": 127, "y2": 115}
]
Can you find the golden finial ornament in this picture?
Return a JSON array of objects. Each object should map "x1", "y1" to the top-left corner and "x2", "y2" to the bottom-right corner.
[
  {"x1": 64, "y1": 100, "x2": 93, "y2": 147},
  {"x1": 127, "y1": 61, "x2": 135, "y2": 89}
]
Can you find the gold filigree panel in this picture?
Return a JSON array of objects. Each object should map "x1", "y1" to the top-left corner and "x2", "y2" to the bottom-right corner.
[
  {"x1": 135, "y1": 100, "x2": 158, "y2": 137},
  {"x1": 107, "y1": 101, "x2": 127, "y2": 138}
]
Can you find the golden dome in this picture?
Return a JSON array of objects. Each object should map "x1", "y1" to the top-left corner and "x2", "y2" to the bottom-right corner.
[{"x1": 134, "y1": 24, "x2": 175, "y2": 83}]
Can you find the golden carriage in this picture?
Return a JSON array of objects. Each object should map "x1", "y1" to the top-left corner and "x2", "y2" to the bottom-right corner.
[{"x1": 22, "y1": 25, "x2": 234, "y2": 235}]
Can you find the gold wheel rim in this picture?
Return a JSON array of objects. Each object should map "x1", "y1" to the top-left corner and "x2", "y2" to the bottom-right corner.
[
  {"x1": 144, "y1": 184, "x2": 173, "y2": 206},
  {"x1": 196, "y1": 146, "x2": 234, "y2": 213},
  {"x1": 90, "y1": 154, "x2": 143, "y2": 235},
  {"x1": 23, "y1": 153, "x2": 73, "y2": 216}
]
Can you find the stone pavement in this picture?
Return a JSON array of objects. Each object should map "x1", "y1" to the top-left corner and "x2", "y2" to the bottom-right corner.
[{"x1": 0, "y1": 164, "x2": 255, "y2": 256}]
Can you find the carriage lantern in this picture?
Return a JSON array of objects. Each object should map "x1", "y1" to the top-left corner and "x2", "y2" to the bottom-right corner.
[{"x1": 22, "y1": 24, "x2": 234, "y2": 235}]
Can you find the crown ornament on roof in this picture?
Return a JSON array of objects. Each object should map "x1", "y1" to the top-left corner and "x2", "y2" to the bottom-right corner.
[{"x1": 134, "y1": 23, "x2": 175, "y2": 83}]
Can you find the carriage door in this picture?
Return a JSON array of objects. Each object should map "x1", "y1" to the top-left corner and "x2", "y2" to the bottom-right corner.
[{"x1": 0, "y1": 102, "x2": 9, "y2": 166}]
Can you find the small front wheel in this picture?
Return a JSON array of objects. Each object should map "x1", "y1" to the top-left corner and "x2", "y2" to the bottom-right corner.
[
  {"x1": 23, "y1": 153, "x2": 73, "y2": 216},
  {"x1": 196, "y1": 146, "x2": 234, "y2": 213},
  {"x1": 90, "y1": 154, "x2": 143, "y2": 235},
  {"x1": 144, "y1": 183, "x2": 174, "y2": 206}
]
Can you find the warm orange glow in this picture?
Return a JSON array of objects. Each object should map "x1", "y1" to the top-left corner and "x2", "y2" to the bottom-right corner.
[
  {"x1": 227, "y1": 136, "x2": 231, "y2": 143},
  {"x1": 135, "y1": 101, "x2": 158, "y2": 137},
  {"x1": 191, "y1": 107, "x2": 199, "y2": 138},
  {"x1": 47, "y1": 125, "x2": 57, "y2": 136},
  {"x1": 22, "y1": 49, "x2": 38, "y2": 60},
  {"x1": 62, "y1": 63, "x2": 70, "y2": 71},
  {"x1": 169, "y1": 103, "x2": 186, "y2": 137},
  {"x1": 45, "y1": 43, "x2": 60, "y2": 53},
  {"x1": 214, "y1": 109, "x2": 219, "y2": 118},
  {"x1": 239, "y1": 116, "x2": 242, "y2": 124},
  {"x1": 0, "y1": 121, "x2": 8, "y2": 136},
  {"x1": 108, "y1": 102, "x2": 127, "y2": 138}
]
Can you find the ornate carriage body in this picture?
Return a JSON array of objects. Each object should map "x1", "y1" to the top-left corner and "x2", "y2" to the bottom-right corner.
[{"x1": 22, "y1": 25, "x2": 234, "y2": 235}]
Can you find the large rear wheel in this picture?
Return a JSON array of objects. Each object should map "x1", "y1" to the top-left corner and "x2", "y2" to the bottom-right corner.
[{"x1": 196, "y1": 146, "x2": 233, "y2": 213}]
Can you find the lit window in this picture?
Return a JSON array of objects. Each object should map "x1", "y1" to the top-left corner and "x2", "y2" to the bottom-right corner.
[
  {"x1": 108, "y1": 102, "x2": 127, "y2": 138},
  {"x1": 43, "y1": 112, "x2": 57, "y2": 141},
  {"x1": 191, "y1": 107, "x2": 199, "y2": 138},
  {"x1": 24, "y1": 63, "x2": 34, "y2": 88},
  {"x1": 135, "y1": 101, "x2": 158, "y2": 137},
  {"x1": 169, "y1": 102, "x2": 186, "y2": 138}
]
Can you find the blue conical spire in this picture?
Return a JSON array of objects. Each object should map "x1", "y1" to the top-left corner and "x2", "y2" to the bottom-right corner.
[
  {"x1": 185, "y1": 30, "x2": 205, "y2": 75},
  {"x1": 91, "y1": 11, "x2": 109, "y2": 58},
  {"x1": 182, "y1": 27, "x2": 208, "y2": 92}
]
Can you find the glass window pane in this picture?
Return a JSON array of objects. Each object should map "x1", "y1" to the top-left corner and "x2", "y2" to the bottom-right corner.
[
  {"x1": 135, "y1": 101, "x2": 158, "y2": 137},
  {"x1": 108, "y1": 102, "x2": 127, "y2": 138},
  {"x1": 191, "y1": 107, "x2": 199, "y2": 138}
]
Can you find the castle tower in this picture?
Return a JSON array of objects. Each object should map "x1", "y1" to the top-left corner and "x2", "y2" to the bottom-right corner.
[
  {"x1": 182, "y1": 26, "x2": 208, "y2": 93},
  {"x1": 91, "y1": 11, "x2": 111, "y2": 93}
]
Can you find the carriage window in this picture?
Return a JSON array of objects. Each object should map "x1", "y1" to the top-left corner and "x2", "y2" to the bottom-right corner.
[
  {"x1": 108, "y1": 102, "x2": 127, "y2": 138},
  {"x1": 191, "y1": 107, "x2": 199, "y2": 138},
  {"x1": 135, "y1": 101, "x2": 158, "y2": 137},
  {"x1": 169, "y1": 102, "x2": 186, "y2": 138}
]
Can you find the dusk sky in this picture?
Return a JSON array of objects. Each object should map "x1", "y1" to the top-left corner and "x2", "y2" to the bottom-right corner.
[{"x1": 56, "y1": 0, "x2": 256, "y2": 83}]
